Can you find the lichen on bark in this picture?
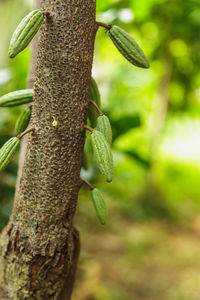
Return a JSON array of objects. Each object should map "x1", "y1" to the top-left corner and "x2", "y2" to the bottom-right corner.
[{"x1": 0, "y1": 0, "x2": 96, "y2": 299}]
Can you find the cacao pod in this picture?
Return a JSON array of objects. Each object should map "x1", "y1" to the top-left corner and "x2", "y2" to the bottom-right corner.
[
  {"x1": 8, "y1": 10, "x2": 43, "y2": 58},
  {"x1": 91, "y1": 130, "x2": 113, "y2": 182},
  {"x1": 88, "y1": 77, "x2": 101, "y2": 127},
  {"x1": 96, "y1": 115, "x2": 112, "y2": 146},
  {"x1": 0, "y1": 89, "x2": 33, "y2": 107},
  {"x1": 108, "y1": 25, "x2": 149, "y2": 68},
  {"x1": 0, "y1": 137, "x2": 20, "y2": 171},
  {"x1": 91, "y1": 188, "x2": 107, "y2": 225},
  {"x1": 82, "y1": 137, "x2": 92, "y2": 170},
  {"x1": 15, "y1": 107, "x2": 32, "y2": 135}
]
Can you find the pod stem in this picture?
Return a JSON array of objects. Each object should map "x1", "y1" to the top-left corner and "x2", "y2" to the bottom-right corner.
[
  {"x1": 96, "y1": 22, "x2": 112, "y2": 31},
  {"x1": 90, "y1": 100, "x2": 103, "y2": 116},
  {"x1": 42, "y1": 10, "x2": 50, "y2": 17},
  {"x1": 84, "y1": 125, "x2": 94, "y2": 133},
  {"x1": 17, "y1": 127, "x2": 35, "y2": 140},
  {"x1": 82, "y1": 179, "x2": 95, "y2": 190}
]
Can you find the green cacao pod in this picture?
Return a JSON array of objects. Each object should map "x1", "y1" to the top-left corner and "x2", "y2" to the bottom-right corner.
[
  {"x1": 0, "y1": 89, "x2": 33, "y2": 107},
  {"x1": 91, "y1": 188, "x2": 107, "y2": 225},
  {"x1": 15, "y1": 107, "x2": 32, "y2": 135},
  {"x1": 0, "y1": 137, "x2": 20, "y2": 172},
  {"x1": 82, "y1": 148, "x2": 89, "y2": 170},
  {"x1": 82, "y1": 142, "x2": 89, "y2": 170},
  {"x1": 108, "y1": 25, "x2": 149, "y2": 69},
  {"x1": 96, "y1": 115, "x2": 112, "y2": 146},
  {"x1": 91, "y1": 130, "x2": 113, "y2": 182},
  {"x1": 88, "y1": 77, "x2": 101, "y2": 127},
  {"x1": 8, "y1": 10, "x2": 43, "y2": 58},
  {"x1": 82, "y1": 137, "x2": 93, "y2": 170}
]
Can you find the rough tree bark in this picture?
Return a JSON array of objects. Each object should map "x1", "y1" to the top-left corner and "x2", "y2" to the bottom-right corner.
[{"x1": 0, "y1": 0, "x2": 97, "y2": 299}]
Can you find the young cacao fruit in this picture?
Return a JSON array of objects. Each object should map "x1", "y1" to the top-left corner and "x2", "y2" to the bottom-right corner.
[
  {"x1": 15, "y1": 107, "x2": 32, "y2": 135},
  {"x1": 91, "y1": 130, "x2": 113, "y2": 183},
  {"x1": 0, "y1": 89, "x2": 33, "y2": 107},
  {"x1": 8, "y1": 10, "x2": 43, "y2": 58},
  {"x1": 108, "y1": 25, "x2": 149, "y2": 68},
  {"x1": 96, "y1": 115, "x2": 112, "y2": 146},
  {"x1": 82, "y1": 137, "x2": 92, "y2": 170},
  {"x1": 91, "y1": 188, "x2": 107, "y2": 225},
  {"x1": 88, "y1": 77, "x2": 101, "y2": 127},
  {"x1": 0, "y1": 137, "x2": 20, "y2": 171}
]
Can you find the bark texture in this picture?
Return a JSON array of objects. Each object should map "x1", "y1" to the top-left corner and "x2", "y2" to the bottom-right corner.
[{"x1": 0, "y1": 0, "x2": 96, "y2": 299}]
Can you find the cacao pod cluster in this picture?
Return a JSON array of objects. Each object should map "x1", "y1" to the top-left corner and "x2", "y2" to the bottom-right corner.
[
  {"x1": 2, "y1": 9, "x2": 149, "y2": 225},
  {"x1": 0, "y1": 9, "x2": 44, "y2": 171},
  {"x1": 83, "y1": 76, "x2": 113, "y2": 224},
  {"x1": 0, "y1": 90, "x2": 32, "y2": 171},
  {"x1": 84, "y1": 23, "x2": 149, "y2": 224}
]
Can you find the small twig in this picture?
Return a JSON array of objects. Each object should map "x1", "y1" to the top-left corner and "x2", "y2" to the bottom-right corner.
[
  {"x1": 90, "y1": 100, "x2": 103, "y2": 116},
  {"x1": 84, "y1": 125, "x2": 94, "y2": 133},
  {"x1": 96, "y1": 22, "x2": 112, "y2": 30},
  {"x1": 17, "y1": 127, "x2": 35, "y2": 140},
  {"x1": 82, "y1": 179, "x2": 95, "y2": 190}
]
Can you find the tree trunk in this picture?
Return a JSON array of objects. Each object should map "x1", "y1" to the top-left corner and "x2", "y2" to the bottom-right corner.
[{"x1": 0, "y1": 0, "x2": 97, "y2": 299}]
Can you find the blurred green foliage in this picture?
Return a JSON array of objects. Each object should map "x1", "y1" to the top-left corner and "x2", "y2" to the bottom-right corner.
[{"x1": 0, "y1": 0, "x2": 200, "y2": 298}]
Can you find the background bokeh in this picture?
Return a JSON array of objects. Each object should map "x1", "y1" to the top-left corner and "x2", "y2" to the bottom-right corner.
[{"x1": 0, "y1": 0, "x2": 200, "y2": 299}]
